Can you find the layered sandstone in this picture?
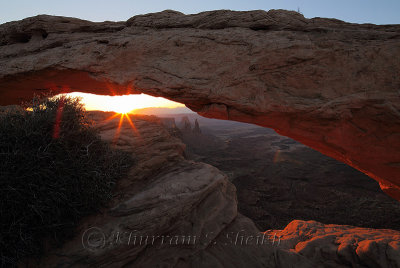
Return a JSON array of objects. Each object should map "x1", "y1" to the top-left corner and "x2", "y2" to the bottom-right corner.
[
  {"x1": 26, "y1": 112, "x2": 399, "y2": 267},
  {"x1": 0, "y1": 10, "x2": 400, "y2": 199},
  {"x1": 30, "y1": 112, "x2": 304, "y2": 267},
  {"x1": 267, "y1": 220, "x2": 400, "y2": 267}
]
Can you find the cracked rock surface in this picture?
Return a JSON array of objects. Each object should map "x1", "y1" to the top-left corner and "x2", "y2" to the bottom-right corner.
[
  {"x1": 267, "y1": 220, "x2": 400, "y2": 268},
  {"x1": 25, "y1": 112, "x2": 300, "y2": 267},
  {"x1": 0, "y1": 10, "x2": 400, "y2": 200},
  {"x1": 27, "y1": 112, "x2": 400, "y2": 267}
]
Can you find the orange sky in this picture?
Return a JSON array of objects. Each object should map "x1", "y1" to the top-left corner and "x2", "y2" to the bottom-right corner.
[{"x1": 65, "y1": 92, "x2": 186, "y2": 113}]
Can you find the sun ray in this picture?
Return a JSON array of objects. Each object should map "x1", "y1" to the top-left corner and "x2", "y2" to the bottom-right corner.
[
  {"x1": 112, "y1": 113, "x2": 125, "y2": 144},
  {"x1": 124, "y1": 113, "x2": 140, "y2": 136},
  {"x1": 104, "y1": 112, "x2": 121, "y2": 122},
  {"x1": 52, "y1": 96, "x2": 65, "y2": 139}
]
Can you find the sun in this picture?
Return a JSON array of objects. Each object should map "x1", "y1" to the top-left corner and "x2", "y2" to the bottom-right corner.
[
  {"x1": 113, "y1": 105, "x2": 134, "y2": 114},
  {"x1": 103, "y1": 111, "x2": 140, "y2": 145},
  {"x1": 64, "y1": 92, "x2": 185, "y2": 113},
  {"x1": 56, "y1": 91, "x2": 187, "y2": 145}
]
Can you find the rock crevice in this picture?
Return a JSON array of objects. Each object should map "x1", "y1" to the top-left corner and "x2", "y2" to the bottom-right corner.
[
  {"x1": 1, "y1": 10, "x2": 400, "y2": 199},
  {"x1": 30, "y1": 112, "x2": 400, "y2": 267}
]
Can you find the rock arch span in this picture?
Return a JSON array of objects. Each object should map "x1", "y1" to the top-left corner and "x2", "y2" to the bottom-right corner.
[{"x1": 1, "y1": 10, "x2": 400, "y2": 199}]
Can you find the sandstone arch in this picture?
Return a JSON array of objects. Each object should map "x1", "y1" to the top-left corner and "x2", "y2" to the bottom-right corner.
[{"x1": 1, "y1": 10, "x2": 400, "y2": 199}]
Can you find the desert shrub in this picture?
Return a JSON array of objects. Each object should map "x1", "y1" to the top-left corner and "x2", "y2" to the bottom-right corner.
[{"x1": 0, "y1": 96, "x2": 132, "y2": 266}]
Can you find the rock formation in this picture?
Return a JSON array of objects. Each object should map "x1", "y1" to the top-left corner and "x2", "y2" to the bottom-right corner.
[
  {"x1": 0, "y1": 10, "x2": 400, "y2": 199},
  {"x1": 193, "y1": 118, "x2": 202, "y2": 134},
  {"x1": 179, "y1": 115, "x2": 192, "y2": 131},
  {"x1": 28, "y1": 111, "x2": 400, "y2": 267},
  {"x1": 159, "y1": 116, "x2": 177, "y2": 129},
  {"x1": 177, "y1": 116, "x2": 400, "y2": 231},
  {"x1": 267, "y1": 220, "x2": 400, "y2": 267}
]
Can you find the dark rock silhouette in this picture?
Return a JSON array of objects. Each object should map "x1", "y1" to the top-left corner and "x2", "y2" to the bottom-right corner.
[
  {"x1": 193, "y1": 119, "x2": 201, "y2": 134},
  {"x1": 24, "y1": 111, "x2": 400, "y2": 267},
  {"x1": 179, "y1": 116, "x2": 192, "y2": 132},
  {"x1": 174, "y1": 114, "x2": 400, "y2": 231},
  {"x1": 159, "y1": 117, "x2": 177, "y2": 129},
  {"x1": 160, "y1": 117, "x2": 182, "y2": 138}
]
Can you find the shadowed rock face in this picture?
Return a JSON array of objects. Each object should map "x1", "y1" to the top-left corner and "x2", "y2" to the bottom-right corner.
[
  {"x1": 1, "y1": 10, "x2": 400, "y2": 199},
  {"x1": 267, "y1": 220, "x2": 400, "y2": 267},
  {"x1": 29, "y1": 112, "x2": 400, "y2": 267},
  {"x1": 30, "y1": 111, "x2": 313, "y2": 267}
]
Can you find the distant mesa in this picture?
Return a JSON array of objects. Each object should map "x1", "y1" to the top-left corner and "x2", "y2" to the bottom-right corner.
[
  {"x1": 180, "y1": 116, "x2": 192, "y2": 132},
  {"x1": 1, "y1": 10, "x2": 400, "y2": 266},
  {"x1": 193, "y1": 119, "x2": 201, "y2": 134},
  {"x1": 159, "y1": 117, "x2": 177, "y2": 129},
  {"x1": 178, "y1": 116, "x2": 202, "y2": 134},
  {"x1": 160, "y1": 115, "x2": 203, "y2": 135},
  {"x1": 133, "y1": 107, "x2": 194, "y2": 115}
]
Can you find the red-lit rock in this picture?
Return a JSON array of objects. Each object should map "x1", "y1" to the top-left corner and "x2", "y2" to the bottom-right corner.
[
  {"x1": 267, "y1": 220, "x2": 400, "y2": 267},
  {"x1": 1, "y1": 10, "x2": 400, "y2": 199},
  {"x1": 26, "y1": 113, "x2": 399, "y2": 267}
]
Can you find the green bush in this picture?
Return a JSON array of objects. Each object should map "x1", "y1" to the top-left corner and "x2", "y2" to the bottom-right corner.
[{"x1": 0, "y1": 96, "x2": 132, "y2": 266}]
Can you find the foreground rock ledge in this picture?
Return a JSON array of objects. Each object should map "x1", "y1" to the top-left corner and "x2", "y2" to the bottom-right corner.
[
  {"x1": 29, "y1": 112, "x2": 400, "y2": 267},
  {"x1": 1, "y1": 10, "x2": 400, "y2": 199}
]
